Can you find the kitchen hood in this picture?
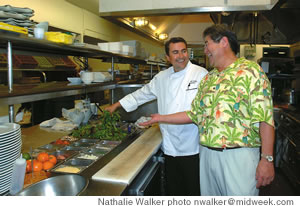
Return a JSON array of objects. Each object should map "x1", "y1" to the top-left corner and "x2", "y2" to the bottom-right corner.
[
  {"x1": 210, "y1": 0, "x2": 300, "y2": 44},
  {"x1": 67, "y1": 0, "x2": 300, "y2": 45},
  {"x1": 98, "y1": 0, "x2": 278, "y2": 16},
  {"x1": 98, "y1": 0, "x2": 300, "y2": 44}
]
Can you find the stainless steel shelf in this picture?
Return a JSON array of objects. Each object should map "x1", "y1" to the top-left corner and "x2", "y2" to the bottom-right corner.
[
  {"x1": 0, "y1": 82, "x2": 116, "y2": 106},
  {"x1": 0, "y1": 68, "x2": 76, "y2": 72}
]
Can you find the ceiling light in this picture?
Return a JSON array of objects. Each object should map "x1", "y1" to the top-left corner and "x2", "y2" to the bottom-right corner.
[
  {"x1": 158, "y1": 33, "x2": 168, "y2": 40},
  {"x1": 148, "y1": 23, "x2": 157, "y2": 31},
  {"x1": 134, "y1": 18, "x2": 149, "y2": 27},
  {"x1": 221, "y1": 11, "x2": 230, "y2": 16}
]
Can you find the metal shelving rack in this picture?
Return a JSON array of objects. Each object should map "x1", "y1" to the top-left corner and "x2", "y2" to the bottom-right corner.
[{"x1": 0, "y1": 33, "x2": 167, "y2": 122}]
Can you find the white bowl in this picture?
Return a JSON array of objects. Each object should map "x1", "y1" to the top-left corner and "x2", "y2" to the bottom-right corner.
[
  {"x1": 81, "y1": 78, "x2": 93, "y2": 84},
  {"x1": 67, "y1": 77, "x2": 81, "y2": 84}
]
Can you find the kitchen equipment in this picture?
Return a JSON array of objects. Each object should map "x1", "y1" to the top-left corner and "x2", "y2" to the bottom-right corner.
[
  {"x1": 9, "y1": 155, "x2": 26, "y2": 195},
  {"x1": 275, "y1": 109, "x2": 300, "y2": 192},
  {"x1": 67, "y1": 77, "x2": 81, "y2": 84},
  {"x1": 35, "y1": 21, "x2": 49, "y2": 32},
  {"x1": 80, "y1": 71, "x2": 93, "y2": 84},
  {"x1": 13, "y1": 54, "x2": 38, "y2": 68},
  {"x1": 93, "y1": 72, "x2": 112, "y2": 82},
  {"x1": 0, "y1": 123, "x2": 22, "y2": 195},
  {"x1": 282, "y1": 88, "x2": 296, "y2": 105},
  {"x1": 44, "y1": 32, "x2": 73, "y2": 44},
  {"x1": 113, "y1": 84, "x2": 158, "y2": 122},
  {"x1": 34, "y1": 28, "x2": 45, "y2": 39},
  {"x1": 33, "y1": 56, "x2": 53, "y2": 68},
  {"x1": 16, "y1": 174, "x2": 88, "y2": 196}
]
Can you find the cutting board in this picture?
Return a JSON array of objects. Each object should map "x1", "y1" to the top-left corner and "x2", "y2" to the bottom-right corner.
[{"x1": 92, "y1": 125, "x2": 162, "y2": 185}]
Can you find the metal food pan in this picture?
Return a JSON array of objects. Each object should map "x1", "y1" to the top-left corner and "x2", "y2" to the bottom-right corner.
[
  {"x1": 78, "y1": 138, "x2": 100, "y2": 144},
  {"x1": 49, "y1": 150, "x2": 76, "y2": 162},
  {"x1": 51, "y1": 165, "x2": 85, "y2": 174},
  {"x1": 62, "y1": 146, "x2": 86, "y2": 152},
  {"x1": 97, "y1": 140, "x2": 121, "y2": 148},
  {"x1": 39, "y1": 143, "x2": 62, "y2": 151},
  {"x1": 75, "y1": 153, "x2": 100, "y2": 160},
  {"x1": 71, "y1": 142, "x2": 94, "y2": 148},
  {"x1": 83, "y1": 148, "x2": 109, "y2": 156},
  {"x1": 31, "y1": 148, "x2": 50, "y2": 158},
  {"x1": 64, "y1": 158, "x2": 94, "y2": 167}
]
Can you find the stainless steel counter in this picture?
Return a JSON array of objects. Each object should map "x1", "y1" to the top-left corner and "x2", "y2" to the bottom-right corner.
[{"x1": 21, "y1": 125, "x2": 69, "y2": 153}]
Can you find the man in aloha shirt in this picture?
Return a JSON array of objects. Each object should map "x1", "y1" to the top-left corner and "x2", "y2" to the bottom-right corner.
[
  {"x1": 186, "y1": 57, "x2": 274, "y2": 195},
  {"x1": 188, "y1": 57, "x2": 274, "y2": 149},
  {"x1": 140, "y1": 25, "x2": 275, "y2": 196}
]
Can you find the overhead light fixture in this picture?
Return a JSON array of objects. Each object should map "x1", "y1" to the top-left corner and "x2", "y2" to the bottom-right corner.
[
  {"x1": 158, "y1": 33, "x2": 168, "y2": 40},
  {"x1": 134, "y1": 18, "x2": 149, "y2": 27},
  {"x1": 221, "y1": 11, "x2": 230, "y2": 16},
  {"x1": 148, "y1": 23, "x2": 157, "y2": 31}
]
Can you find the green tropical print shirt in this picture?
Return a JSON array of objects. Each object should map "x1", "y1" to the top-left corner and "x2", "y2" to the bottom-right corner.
[{"x1": 187, "y1": 57, "x2": 274, "y2": 148}]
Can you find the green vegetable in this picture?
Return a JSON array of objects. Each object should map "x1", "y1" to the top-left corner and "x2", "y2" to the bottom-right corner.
[
  {"x1": 22, "y1": 152, "x2": 31, "y2": 160},
  {"x1": 71, "y1": 111, "x2": 127, "y2": 141}
]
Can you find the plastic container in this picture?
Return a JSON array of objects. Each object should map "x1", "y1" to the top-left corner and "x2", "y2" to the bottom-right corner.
[
  {"x1": 33, "y1": 56, "x2": 53, "y2": 68},
  {"x1": 44, "y1": 32, "x2": 73, "y2": 44},
  {"x1": 9, "y1": 155, "x2": 26, "y2": 195},
  {"x1": 61, "y1": 57, "x2": 77, "y2": 69},
  {"x1": 13, "y1": 54, "x2": 38, "y2": 69}
]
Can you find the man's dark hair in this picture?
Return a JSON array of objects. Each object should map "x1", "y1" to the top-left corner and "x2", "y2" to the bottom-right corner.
[
  {"x1": 165, "y1": 37, "x2": 188, "y2": 56},
  {"x1": 203, "y1": 24, "x2": 239, "y2": 55}
]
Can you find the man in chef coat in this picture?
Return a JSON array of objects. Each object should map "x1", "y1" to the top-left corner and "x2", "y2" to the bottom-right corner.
[{"x1": 105, "y1": 37, "x2": 208, "y2": 195}]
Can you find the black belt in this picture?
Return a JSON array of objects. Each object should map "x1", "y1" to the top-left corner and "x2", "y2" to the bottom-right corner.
[{"x1": 204, "y1": 145, "x2": 241, "y2": 152}]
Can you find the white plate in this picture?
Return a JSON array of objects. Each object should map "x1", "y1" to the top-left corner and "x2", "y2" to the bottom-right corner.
[
  {"x1": 93, "y1": 79, "x2": 105, "y2": 83},
  {"x1": 0, "y1": 162, "x2": 15, "y2": 170},
  {"x1": 0, "y1": 136, "x2": 21, "y2": 145},
  {"x1": 0, "y1": 144, "x2": 21, "y2": 158},
  {"x1": 0, "y1": 133, "x2": 21, "y2": 145},
  {"x1": 0, "y1": 131, "x2": 21, "y2": 141},
  {"x1": 0, "y1": 129, "x2": 21, "y2": 139},
  {"x1": 0, "y1": 123, "x2": 20, "y2": 136},
  {"x1": 67, "y1": 77, "x2": 81, "y2": 84}
]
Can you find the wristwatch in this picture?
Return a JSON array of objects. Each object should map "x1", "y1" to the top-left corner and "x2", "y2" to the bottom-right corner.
[{"x1": 261, "y1": 153, "x2": 274, "y2": 162}]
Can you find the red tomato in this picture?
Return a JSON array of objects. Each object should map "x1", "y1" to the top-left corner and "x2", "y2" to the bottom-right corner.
[
  {"x1": 37, "y1": 152, "x2": 49, "y2": 163},
  {"x1": 48, "y1": 155, "x2": 57, "y2": 165},
  {"x1": 33, "y1": 160, "x2": 43, "y2": 172},
  {"x1": 63, "y1": 140, "x2": 70, "y2": 145},
  {"x1": 55, "y1": 139, "x2": 64, "y2": 145},
  {"x1": 26, "y1": 160, "x2": 32, "y2": 173}
]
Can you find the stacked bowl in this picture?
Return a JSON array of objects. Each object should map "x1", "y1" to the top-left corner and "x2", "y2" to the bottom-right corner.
[{"x1": 0, "y1": 123, "x2": 22, "y2": 195}]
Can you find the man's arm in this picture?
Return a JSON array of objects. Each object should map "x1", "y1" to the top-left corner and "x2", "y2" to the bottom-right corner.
[
  {"x1": 139, "y1": 111, "x2": 193, "y2": 126},
  {"x1": 255, "y1": 121, "x2": 275, "y2": 188},
  {"x1": 105, "y1": 101, "x2": 121, "y2": 113}
]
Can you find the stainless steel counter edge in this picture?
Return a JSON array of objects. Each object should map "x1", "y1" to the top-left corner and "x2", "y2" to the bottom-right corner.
[{"x1": 85, "y1": 126, "x2": 162, "y2": 196}]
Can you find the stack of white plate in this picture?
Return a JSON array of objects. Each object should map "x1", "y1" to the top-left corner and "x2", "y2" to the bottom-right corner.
[{"x1": 0, "y1": 123, "x2": 22, "y2": 195}]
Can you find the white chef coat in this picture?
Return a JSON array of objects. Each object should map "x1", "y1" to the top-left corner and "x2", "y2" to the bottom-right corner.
[{"x1": 120, "y1": 61, "x2": 208, "y2": 156}]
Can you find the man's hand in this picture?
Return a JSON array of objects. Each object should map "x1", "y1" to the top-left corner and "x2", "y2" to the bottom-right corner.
[
  {"x1": 139, "y1": 114, "x2": 160, "y2": 126},
  {"x1": 255, "y1": 159, "x2": 275, "y2": 188},
  {"x1": 105, "y1": 102, "x2": 121, "y2": 113}
]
